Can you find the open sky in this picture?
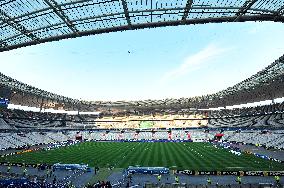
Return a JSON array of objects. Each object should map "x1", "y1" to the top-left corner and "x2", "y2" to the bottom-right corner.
[{"x1": 1, "y1": 21, "x2": 284, "y2": 102}]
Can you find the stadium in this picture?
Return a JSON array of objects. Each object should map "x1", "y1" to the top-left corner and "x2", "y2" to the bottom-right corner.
[{"x1": 0, "y1": 0, "x2": 284, "y2": 187}]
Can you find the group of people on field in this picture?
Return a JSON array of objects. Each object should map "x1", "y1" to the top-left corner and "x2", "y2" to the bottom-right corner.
[{"x1": 156, "y1": 173, "x2": 281, "y2": 185}]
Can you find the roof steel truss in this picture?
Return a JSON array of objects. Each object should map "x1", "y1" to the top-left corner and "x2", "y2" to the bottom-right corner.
[
  {"x1": 234, "y1": 0, "x2": 258, "y2": 21},
  {"x1": 121, "y1": 0, "x2": 132, "y2": 26},
  {"x1": 182, "y1": 0, "x2": 193, "y2": 21},
  {"x1": 43, "y1": 0, "x2": 80, "y2": 35},
  {"x1": 0, "y1": 0, "x2": 283, "y2": 52}
]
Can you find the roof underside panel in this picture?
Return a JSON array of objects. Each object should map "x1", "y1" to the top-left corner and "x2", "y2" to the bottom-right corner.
[
  {"x1": 1, "y1": 0, "x2": 49, "y2": 18},
  {"x1": 252, "y1": 0, "x2": 283, "y2": 12},
  {"x1": 0, "y1": 25, "x2": 22, "y2": 40},
  {"x1": 0, "y1": 0, "x2": 283, "y2": 52}
]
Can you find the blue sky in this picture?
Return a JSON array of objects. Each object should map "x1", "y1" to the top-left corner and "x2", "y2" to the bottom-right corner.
[{"x1": 1, "y1": 21, "x2": 284, "y2": 102}]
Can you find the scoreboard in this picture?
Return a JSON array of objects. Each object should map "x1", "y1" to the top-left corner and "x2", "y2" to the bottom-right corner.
[{"x1": 0, "y1": 98, "x2": 9, "y2": 108}]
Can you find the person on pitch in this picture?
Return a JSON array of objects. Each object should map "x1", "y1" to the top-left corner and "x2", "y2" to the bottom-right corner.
[
  {"x1": 157, "y1": 174, "x2": 161, "y2": 182},
  {"x1": 275, "y1": 175, "x2": 280, "y2": 184},
  {"x1": 207, "y1": 177, "x2": 212, "y2": 185},
  {"x1": 236, "y1": 176, "x2": 241, "y2": 184},
  {"x1": 7, "y1": 165, "x2": 11, "y2": 173},
  {"x1": 175, "y1": 175, "x2": 179, "y2": 183}
]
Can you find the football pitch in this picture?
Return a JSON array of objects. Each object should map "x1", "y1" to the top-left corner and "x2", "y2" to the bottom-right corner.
[{"x1": 1, "y1": 142, "x2": 284, "y2": 171}]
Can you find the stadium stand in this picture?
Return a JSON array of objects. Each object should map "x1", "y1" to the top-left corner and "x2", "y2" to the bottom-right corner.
[
  {"x1": 1, "y1": 128, "x2": 283, "y2": 151},
  {"x1": 223, "y1": 130, "x2": 284, "y2": 150},
  {"x1": 1, "y1": 97, "x2": 284, "y2": 152},
  {"x1": 1, "y1": 101, "x2": 284, "y2": 130}
]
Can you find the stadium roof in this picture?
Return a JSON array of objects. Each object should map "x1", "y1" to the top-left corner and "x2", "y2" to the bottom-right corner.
[
  {"x1": 1, "y1": 54, "x2": 284, "y2": 112},
  {"x1": 1, "y1": 0, "x2": 284, "y2": 52}
]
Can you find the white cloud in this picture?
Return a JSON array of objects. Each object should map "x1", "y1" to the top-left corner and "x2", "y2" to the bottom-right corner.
[{"x1": 160, "y1": 43, "x2": 229, "y2": 82}]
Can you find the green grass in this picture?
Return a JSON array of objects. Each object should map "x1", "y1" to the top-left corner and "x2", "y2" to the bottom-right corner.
[{"x1": 1, "y1": 142, "x2": 284, "y2": 171}]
